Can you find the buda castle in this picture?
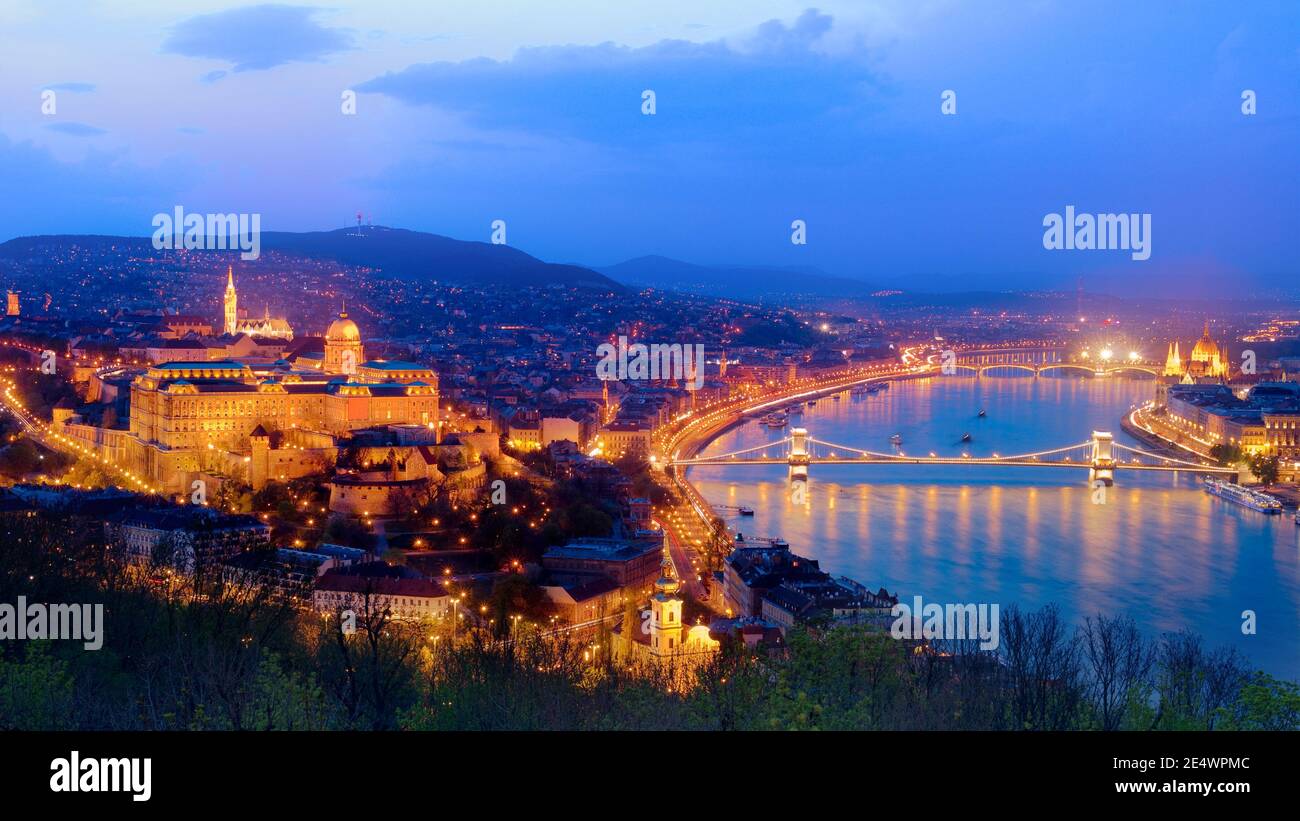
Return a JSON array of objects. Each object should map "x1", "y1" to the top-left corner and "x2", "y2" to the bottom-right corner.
[{"x1": 54, "y1": 271, "x2": 439, "y2": 495}]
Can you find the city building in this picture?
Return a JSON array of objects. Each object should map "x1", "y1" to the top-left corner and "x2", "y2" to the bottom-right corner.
[
  {"x1": 541, "y1": 538, "x2": 663, "y2": 593},
  {"x1": 1162, "y1": 322, "x2": 1230, "y2": 384},
  {"x1": 612, "y1": 552, "x2": 720, "y2": 671},
  {"x1": 104, "y1": 506, "x2": 271, "y2": 576},
  {"x1": 1164, "y1": 381, "x2": 1300, "y2": 459},
  {"x1": 595, "y1": 419, "x2": 651, "y2": 459},
  {"x1": 540, "y1": 575, "x2": 622, "y2": 624},
  {"x1": 722, "y1": 539, "x2": 893, "y2": 628},
  {"x1": 313, "y1": 565, "x2": 455, "y2": 621},
  {"x1": 222, "y1": 545, "x2": 362, "y2": 601},
  {"x1": 53, "y1": 309, "x2": 439, "y2": 494},
  {"x1": 224, "y1": 267, "x2": 293, "y2": 339}
]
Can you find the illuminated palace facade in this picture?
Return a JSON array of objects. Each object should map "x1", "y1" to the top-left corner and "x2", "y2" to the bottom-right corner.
[{"x1": 57, "y1": 308, "x2": 438, "y2": 494}]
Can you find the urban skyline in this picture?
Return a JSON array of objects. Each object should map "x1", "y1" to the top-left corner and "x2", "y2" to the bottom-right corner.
[{"x1": 0, "y1": 2, "x2": 1296, "y2": 801}]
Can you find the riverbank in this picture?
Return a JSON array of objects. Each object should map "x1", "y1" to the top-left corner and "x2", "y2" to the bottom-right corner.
[{"x1": 1125, "y1": 403, "x2": 1300, "y2": 509}]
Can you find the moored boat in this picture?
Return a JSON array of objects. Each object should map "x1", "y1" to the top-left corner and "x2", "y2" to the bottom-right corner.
[
  {"x1": 1203, "y1": 478, "x2": 1283, "y2": 514},
  {"x1": 763, "y1": 412, "x2": 788, "y2": 428}
]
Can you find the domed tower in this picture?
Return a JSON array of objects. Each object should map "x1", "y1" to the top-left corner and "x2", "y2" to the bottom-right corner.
[
  {"x1": 324, "y1": 304, "x2": 364, "y2": 375},
  {"x1": 649, "y1": 551, "x2": 683, "y2": 656},
  {"x1": 1189, "y1": 320, "x2": 1229, "y2": 380}
]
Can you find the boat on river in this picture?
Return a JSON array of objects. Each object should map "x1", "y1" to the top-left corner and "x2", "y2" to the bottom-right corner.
[{"x1": 1203, "y1": 479, "x2": 1283, "y2": 514}]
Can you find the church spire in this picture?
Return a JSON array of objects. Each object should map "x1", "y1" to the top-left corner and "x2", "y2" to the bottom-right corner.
[{"x1": 223, "y1": 266, "x2": 238, "y2": 335}]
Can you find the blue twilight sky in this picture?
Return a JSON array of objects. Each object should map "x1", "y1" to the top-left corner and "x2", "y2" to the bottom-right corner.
[{"x1": 0, "y1": 0, "x2": 1296, "y2": 296}]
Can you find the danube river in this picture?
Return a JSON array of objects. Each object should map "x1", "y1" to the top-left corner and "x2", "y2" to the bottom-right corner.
[{"x1": 688, "y1": 374, "x2": 1300, "y2": 679}]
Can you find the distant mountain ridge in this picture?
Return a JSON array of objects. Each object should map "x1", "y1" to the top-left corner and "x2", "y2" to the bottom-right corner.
[
  {"x1": 597, "y1": 255, "x2": 882, "y2": 300},
  {"x1": 0, "y1": 226, "x2": 624, "y2": 292}
]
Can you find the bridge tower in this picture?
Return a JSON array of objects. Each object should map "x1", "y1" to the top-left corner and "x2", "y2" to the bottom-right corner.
[
  {"x1": 788, "y1": 426, "x2": 810, "y2": 481},
  {"x1": 1089, "y1": 430, "x2": 1116, "y2": 486}
]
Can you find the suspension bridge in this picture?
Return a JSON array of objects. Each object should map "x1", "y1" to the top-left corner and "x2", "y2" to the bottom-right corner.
[{"x1": 668, "y1": 428, "x2": 1239, "y2": 485}]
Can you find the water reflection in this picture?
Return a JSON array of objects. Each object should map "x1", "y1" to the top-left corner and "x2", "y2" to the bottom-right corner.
[{"x1": 690, "y1": 376, "x2": 1300, "y2": 678}]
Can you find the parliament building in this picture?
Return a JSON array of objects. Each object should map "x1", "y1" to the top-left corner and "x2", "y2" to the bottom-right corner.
[{"x1": 1162, "y1": 321, "x2": 1231, "y2": 384}]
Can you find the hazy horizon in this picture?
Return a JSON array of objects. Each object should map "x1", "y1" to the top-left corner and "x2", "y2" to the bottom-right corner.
[{"x1": 2, "y1": 1, "x2": 1297, "y2": 296}]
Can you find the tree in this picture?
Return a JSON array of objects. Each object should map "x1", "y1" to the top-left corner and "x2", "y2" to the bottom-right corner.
[
  {"x1": 1000, "y1": 604, "x2": 1083, "y2": 730},
  {"x1": 1078, "y1": 614, "x2": 1153, "y2": 730},
  {"x1": 245, "y1": 652, "x2": 332, "y2": 730},
  {"x1": 0, "y1": 643, "x2": 75, "y2": 730},
  {"x1": 1218, "y1": 672, "x2": 1300, "y2": 730},
  {"x1": 490, "y1": 573, "x2": 545, "y2": 630},
  {"x1": 1208, "y1": 442, "x2": 1243, "y2": 466},
  {"x1": 1248, "y1": 454, "x2": 1280, "y2": 485},
  {"x1": 212, "y1": 478, "x2": 251, "y2": 513},
  {"x1": 1153, "y1": 630, "x2": 1247, "y2": 730},
  {"x1": 0, "y1": 438, "x2": 41, "y2": 477},
  {"x1": 322, "y1": 514, "x2": 377, "y2": 551},
  {"x1": 313, "y1": 589, "x2": 419, "y2": 730}
]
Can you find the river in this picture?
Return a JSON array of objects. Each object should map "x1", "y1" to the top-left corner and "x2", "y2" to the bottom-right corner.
[{"x1": 688, "y1": 374, "x2": 1300, "y2": 679}]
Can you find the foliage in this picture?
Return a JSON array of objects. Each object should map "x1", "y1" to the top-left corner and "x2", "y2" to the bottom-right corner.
[
  {"x1": 1, "y1": 510, "x2": 1295, "y2": 732},
  {"x1": 0, "y1": 643, "x2": 75, "y2": 729},
  {"x1": 1247, "y1": 454, "x2": 1280, "y2": 485},
  {"x1": 1208, "y1": 442, "x2": 1243, "y2": 466}
]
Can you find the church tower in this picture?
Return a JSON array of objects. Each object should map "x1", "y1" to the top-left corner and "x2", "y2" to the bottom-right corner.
[
  {"x1": 1162, "y1": 341, "x2": 1182, "y2": 377},
  {"x1": 649, "y1": 550, "x2": 683, "y2": 657},
  {"x1": 223, "y1": 266, "x2": 238, "y2": 335}
]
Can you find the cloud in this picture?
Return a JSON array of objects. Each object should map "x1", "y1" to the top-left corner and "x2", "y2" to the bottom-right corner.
[
  {"x1": 162, "y1": 4, "x2": 353, "y2": 72},
  {"x1": 45, "y1": 122, "x2": 107, "y2": 137},
  {"x1": 43, "y1": 82, "x2": 96, "y2": 93},
  {"x1": 357, "y1": 9, "x2": 882, "y2": 145},
  {"x1": 0, "y1": 133, "x2": 195, "y2": 239}
]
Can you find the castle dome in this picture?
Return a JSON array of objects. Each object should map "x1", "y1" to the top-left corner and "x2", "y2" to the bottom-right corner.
[{"x1": 326, "y1": 310, "x2": 360, "y2": 342}]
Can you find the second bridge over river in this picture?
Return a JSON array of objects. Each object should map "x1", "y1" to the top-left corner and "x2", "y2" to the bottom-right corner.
[{"x1": 669, "y1": 428, "x2": 1239, "y2": 486}]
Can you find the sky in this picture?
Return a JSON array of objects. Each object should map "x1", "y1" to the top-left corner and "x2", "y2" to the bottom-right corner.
[{"x1": 0, "y1": 0, "x2": 1296, "y2": 296}]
